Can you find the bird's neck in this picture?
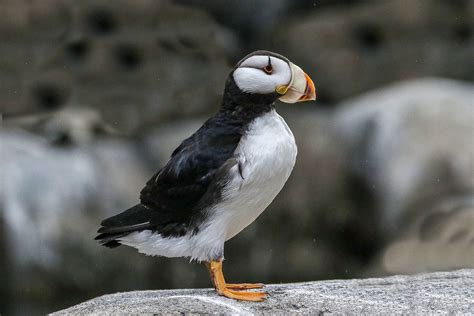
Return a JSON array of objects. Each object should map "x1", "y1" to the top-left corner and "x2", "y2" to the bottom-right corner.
[{"x1": 219, "y1": 76, "x2": 276, "y2": 121}]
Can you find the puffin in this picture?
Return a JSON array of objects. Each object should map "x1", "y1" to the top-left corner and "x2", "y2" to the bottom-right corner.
[{"x1": 96, "y1": 50, "x2": 316, "y2": 301}]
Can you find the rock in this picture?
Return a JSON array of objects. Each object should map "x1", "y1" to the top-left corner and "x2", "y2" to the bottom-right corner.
[
  {"x1": 0, "y1": 0, "x2": 72, "y2": 116},
  {"x1": 335, "y1": 78, "x2": 474, "y2": 234},
  {"x1": 176, "y1": 0, "x2": 364, "y2": 56},
  {"x1": 176, "y1": 0, "x2": 291, "y2": 39},
  {"x1": 272, "y1": 0, "x2": 474, "y2": 102},
  {"x1": 1, "y1": 0, "x2": 232, "y2": 134},
  {"x1": 378, "y1": 197, "x2": 474, "y2": 275},
  {"x1": 0, "y1": 129, "x2": 152, "y2": 314},
  {"x1": 333, "y1": 78, "x2": 474, "y2": 274},
  {"x1": 1, "y1": 130, "x2": 150, "y2": 267},
  {"x1": 52, "y1": 269, "x2": 474, "y2": 314}
]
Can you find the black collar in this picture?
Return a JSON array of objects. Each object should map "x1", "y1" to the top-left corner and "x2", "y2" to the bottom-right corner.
[{"x1": 219, "y1": 74, "x2": 277, "y2": 121}]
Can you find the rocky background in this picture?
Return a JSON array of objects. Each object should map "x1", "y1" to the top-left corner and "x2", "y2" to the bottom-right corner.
[{"x1": 1, "y1": 0, "x2": 473, "y2": 314}]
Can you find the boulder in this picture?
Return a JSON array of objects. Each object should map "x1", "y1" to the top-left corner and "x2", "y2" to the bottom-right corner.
[
  {"x1": 1, "y1": 0, "x2": 231, "y2": 135},
  {"x1": 335, "y1": 78, "x2": 474, "y2": 235},
  {"x1": 379, "y1": 197, "x2": 474, "y2": 274},
  {"x1": 334, "y1": 78, "x2": 474, "y2": 274},
  {"x1": 0, "y1": 129, "x2": 151, "y2": 314},
  {"x1": 52, "y1": 269, "x2": 474, "y2": 314}
]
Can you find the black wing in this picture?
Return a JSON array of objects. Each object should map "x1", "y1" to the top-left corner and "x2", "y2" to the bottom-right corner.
[{"x1": 96, "y1": 112, "x2": 245, "y2": 246}]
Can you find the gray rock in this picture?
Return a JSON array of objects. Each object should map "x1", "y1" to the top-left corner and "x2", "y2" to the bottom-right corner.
[
  {"x1": 379, "y1": 197, "x2": 474, "y2": 275},
  {"x1": 52, "y1": 269, "x2": 474, "y2": 315},
  {"x1": 0, "y1": 128, "x2": 157, "y2": 273},
  {"x1": 0, "y1": 129, "x2": 152, "y2": 314},
  {"x1": 177, "y1": 0, "x2": 292, "y2": 37},
  {"x1": 335, "y1": 78, "x2": 474, "y2": 235},
  {"x1": 1, "y1": 0, "x2": 231, "y2": 134},
  {"x1": 272, "y1": 0, "x2": 474, "y2": 102},
  {"x1": 333, "y1": 78, "x2": 474, "y2": 275}
]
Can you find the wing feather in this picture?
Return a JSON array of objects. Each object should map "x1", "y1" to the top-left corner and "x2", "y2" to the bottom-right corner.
[{"x1": 96, "y1": 112, "x2": 246, "y2": 245}]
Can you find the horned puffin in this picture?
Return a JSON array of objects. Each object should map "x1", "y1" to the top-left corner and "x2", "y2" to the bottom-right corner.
[{"x1": 96, "y1": 50, "x2": 316, "y2": 301}]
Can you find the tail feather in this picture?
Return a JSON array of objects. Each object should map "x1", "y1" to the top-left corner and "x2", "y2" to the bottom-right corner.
[
  {"x1": 95, "y1": 204, "x2": 154, "y2": 248},
  {"x1": 95, "y1": 233, "x2": 128, "y2": 248}
]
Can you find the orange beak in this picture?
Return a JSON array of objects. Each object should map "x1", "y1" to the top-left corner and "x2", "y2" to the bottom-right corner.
[{"x1": 277, "y1": 63, "x2": 316, "y2": 103}]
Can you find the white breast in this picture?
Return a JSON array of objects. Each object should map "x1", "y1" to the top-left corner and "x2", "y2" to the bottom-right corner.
[{"x1": 209, "y1": 109, "x2": 297, "y2": 241}]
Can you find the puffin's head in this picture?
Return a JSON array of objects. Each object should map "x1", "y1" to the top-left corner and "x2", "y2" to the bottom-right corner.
[{"x1": 232, "y1": 50, "x2": 316, "y2": 103}]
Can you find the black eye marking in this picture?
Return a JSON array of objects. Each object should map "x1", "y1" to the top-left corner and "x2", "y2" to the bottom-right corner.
[{"x1": 263, "y1": 56, "x2": 273, "y2": 74}]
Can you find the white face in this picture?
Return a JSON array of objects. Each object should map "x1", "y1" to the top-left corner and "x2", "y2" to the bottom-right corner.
[{"x1": 233, "y1": 55, "x2": 292, "y2": 94}]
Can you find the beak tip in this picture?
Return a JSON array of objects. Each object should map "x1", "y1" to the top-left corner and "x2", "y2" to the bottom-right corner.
[{"x1": 302, "y1": 72, "x2": 316, "y2": 102}]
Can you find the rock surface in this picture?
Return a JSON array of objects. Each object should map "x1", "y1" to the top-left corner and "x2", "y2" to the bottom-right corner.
[
  {"x1": 333, "y1": 78, "x2": 474, "y2": 275},
  {"x1": 52, "y1": 269, "x2": 474, "y2": 315},
  {"x1": 1, "y1": 0, "x2": 230, "y2": 134},
  {"x1": 335, "y1": 78, "x2": 474, "y2": 236}
]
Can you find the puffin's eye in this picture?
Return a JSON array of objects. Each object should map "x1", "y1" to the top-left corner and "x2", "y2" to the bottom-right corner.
[{"x1": 263, "y1": 65, "x2": 273, "y2": 74}]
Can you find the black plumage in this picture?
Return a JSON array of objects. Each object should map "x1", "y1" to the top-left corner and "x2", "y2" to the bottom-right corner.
[{"x1": 96, "y1": 72, "x2": 278, "y2": 247}]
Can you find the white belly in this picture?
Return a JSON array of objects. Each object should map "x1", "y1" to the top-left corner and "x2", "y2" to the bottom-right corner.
[{"x1": 210, "y1": 109, "x2": 297, "y2": 241}]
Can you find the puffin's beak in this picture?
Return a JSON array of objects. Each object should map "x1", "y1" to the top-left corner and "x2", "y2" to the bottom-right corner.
[{"x1": 277, "y1": 63, "x2": 316, "y2": 103}]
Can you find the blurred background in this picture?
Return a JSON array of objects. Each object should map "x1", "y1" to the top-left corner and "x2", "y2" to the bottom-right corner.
[{"x1": 1, "y1": 0, "x2": 473, "y2": 314}]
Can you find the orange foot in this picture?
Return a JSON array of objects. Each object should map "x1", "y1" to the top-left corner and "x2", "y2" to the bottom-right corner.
[
  {"x1": 217, "y1": 287, "x2": 266, "y2": 302},
  {"x1": 226, "y1": 283, "x2": 264, "y2": 290},
  {"x1": 205, "y1": 260, "x2": 266, "y2": 302}
]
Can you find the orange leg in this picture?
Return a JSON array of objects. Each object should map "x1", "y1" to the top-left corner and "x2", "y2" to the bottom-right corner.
[{"x1": 205, "y1": 260, "x2": 266, "y2": 302}]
